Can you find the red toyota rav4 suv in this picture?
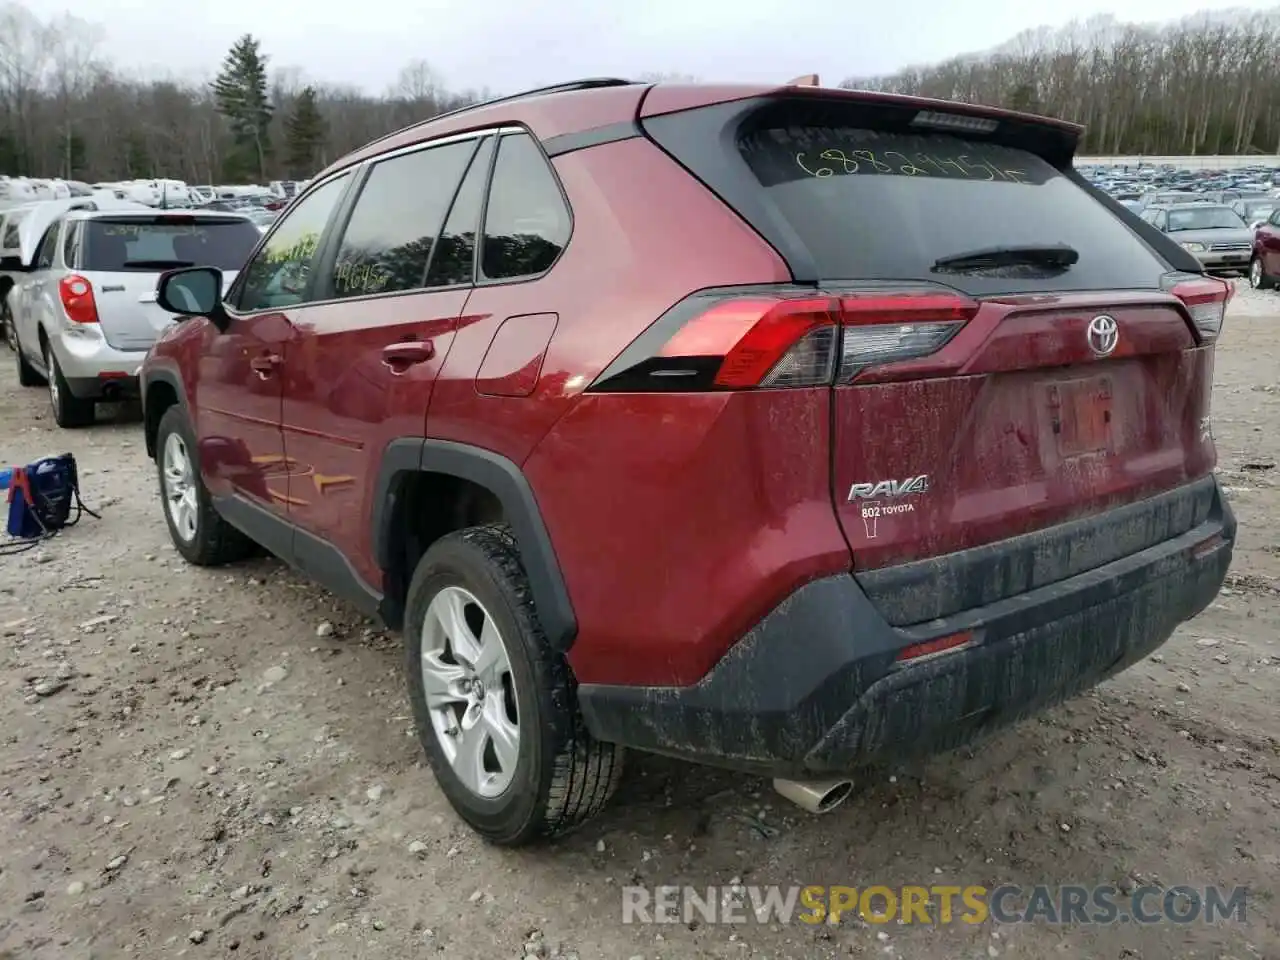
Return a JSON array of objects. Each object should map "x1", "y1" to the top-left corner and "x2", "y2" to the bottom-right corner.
[{"x1": 140, "y1": 78, "x2": 1235, "y2": 845}]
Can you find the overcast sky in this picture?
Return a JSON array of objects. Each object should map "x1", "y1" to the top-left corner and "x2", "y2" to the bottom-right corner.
[{"x1": 59, "y1": 0, "x2": 1279, "y2": 96}]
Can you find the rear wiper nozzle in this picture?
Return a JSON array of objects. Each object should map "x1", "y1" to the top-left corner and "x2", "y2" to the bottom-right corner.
[{"x1": 932, "y1": 243, "x2": 1079, "y2": 272}]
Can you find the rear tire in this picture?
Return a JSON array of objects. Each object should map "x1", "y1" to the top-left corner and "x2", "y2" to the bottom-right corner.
[
  {"x1": 1249, "y1": 256, "x2": 1275, "y2": 291},
  {"x1": 155, "y1": 405, "x2": 255, "y2": 565},
  {"x1": 44, "y1": 343, "x2": 95, "y2": 428},
  {"x1": 405, "y1": 524, "x2": 623, "y2": 845}
]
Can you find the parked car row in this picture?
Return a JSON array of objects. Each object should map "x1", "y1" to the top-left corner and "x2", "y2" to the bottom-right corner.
[{"x1": 1079, "y1": 161, "x2": 1280, "y2": 287}]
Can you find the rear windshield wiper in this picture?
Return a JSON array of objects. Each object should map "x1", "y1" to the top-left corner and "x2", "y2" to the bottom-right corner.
[
  {"x1": 932, "y1": 244, "x2": 1079, "y2": 272},
  {"x1": 121, "y1": 259, "x2": 196, "y2": 269}
]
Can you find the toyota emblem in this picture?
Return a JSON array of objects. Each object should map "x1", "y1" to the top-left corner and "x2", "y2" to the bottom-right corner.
[{"x1": 1087, "y1": 315, "x2": 1119, "y2": 357}]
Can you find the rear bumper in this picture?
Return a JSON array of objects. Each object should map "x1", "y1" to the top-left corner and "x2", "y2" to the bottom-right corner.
[
  {"x1": 50, "y1": 330, "x2": 145, "y2": 399},
  {"x1": 578, "y1": 479, "x2": 1235, "y2": 777}
]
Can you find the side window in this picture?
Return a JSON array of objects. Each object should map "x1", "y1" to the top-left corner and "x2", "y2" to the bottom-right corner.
[
  {"x1": 327, "y1": 139, "x2": 476, "y2": 300},
  {"x1": 1153, "y1": 212, "x2": 1167, "y2": 231},
  {"x1": 480, "y1": 133, "x2": 570, "y2": 282},
  {"x1": 1270, "y1": 209, "x2": 1280, "y2": 227},
  {"x1": 234, "y1": 174, "x2": 349, "y2": 313},
  {"x1": 424, "y1": 136, "x2": 494, "y2": 288},
  {"x1": 34, "y1": 222, "x2": 61, "y2": 270},
  {"x1": 63, "y1": 221, "x2": 81, "y2": 268}
]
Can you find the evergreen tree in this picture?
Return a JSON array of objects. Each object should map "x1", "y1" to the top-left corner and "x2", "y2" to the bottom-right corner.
[
  {"x1": 212, "y1": 34, "x2": 272, "y2": 180},
  {"x1": 285, "y1": 86, "x2": 327, "y2": 178}
]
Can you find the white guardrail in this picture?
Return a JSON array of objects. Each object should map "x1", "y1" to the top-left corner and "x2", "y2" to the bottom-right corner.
[{"x1": 1076, "y1": 155, "x2": 1280, "y2": 170}]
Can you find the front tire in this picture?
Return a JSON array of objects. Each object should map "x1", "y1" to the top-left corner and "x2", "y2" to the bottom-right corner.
[
  {"x1": 1249, "y1": 256, "x2": 1275, "y2": 291},
  {"x1": 44, "y1": 343, "x2": 95, "y2": 428},
  {"x1": 13, "y1": 322, "x2": 42, "y2": 387},
  {"x1": 405, "y1": 524, "x2": 623, "y2": 845},
  {"x1": 1, "y1": 300, "x2": 13, "y2": 352},
  {"x1": 155, "y1": 405, "x2": 254, "y2": 565}
]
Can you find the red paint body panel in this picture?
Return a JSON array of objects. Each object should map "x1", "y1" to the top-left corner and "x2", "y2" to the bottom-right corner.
[
  {"x1": 475, "y1": 313, "x2": 558, "y2": 398},
  {"x1": 524, "y1": 389, "x2": 851, "y2": 687},
  {"x1": 1253, "y1": 220, "x2": 1280, "y2": 277},
  {"x1": 281, "y1": 291, "x2": 467, "y2": 587},
  {"x1": 426, "y1": 138, "x2": 790, "y2": 465},
  {"x1": 193, "y1": 311, "x2": 295, "y2": 510},
  {"x1": 833, "y1": 295, "x2": 1215, "y2": 569}
]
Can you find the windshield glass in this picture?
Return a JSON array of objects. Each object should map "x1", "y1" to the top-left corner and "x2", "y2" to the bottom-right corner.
[
  {"x1": 1242, "y1": 201, "x2": 1275, "y2": 218},
  {"x1": 1166, "y1": 207, "x2": 1246, "y2": 231},
  {"x1": 82, "y1": 217, "x2": 260, "y2": 270}
]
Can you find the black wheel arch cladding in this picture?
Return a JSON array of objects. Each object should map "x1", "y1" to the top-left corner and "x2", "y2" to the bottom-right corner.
[
  {"x1": 141, "y1": 366, "x2": 188, "y2": 459},
  {"x1": 374, "y1": 438, "x2": 578, "y2": 651}
]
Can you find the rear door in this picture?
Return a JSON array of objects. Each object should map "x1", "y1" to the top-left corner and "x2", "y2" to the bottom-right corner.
[
  {"x1": 76, "y1": 213, "x2": 261, "y2": 351},
  {"x1": 643, "y1": 93, "x2": 1222, "y2": 595},
  {"x1": 279, "y1": 132, "x2": 485, "y2": 587}
]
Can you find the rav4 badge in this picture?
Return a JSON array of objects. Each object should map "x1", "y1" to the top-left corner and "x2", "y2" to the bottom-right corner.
[{"x1": 847, "y1": 475, "x2": 929, "y2": 501}]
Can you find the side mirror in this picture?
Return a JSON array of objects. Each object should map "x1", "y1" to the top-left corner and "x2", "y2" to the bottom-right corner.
[{"x1": 156, "y1": 266, "x2": 229, "y2": 332}]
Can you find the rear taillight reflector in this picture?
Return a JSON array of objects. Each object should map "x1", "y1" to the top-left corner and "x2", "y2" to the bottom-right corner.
[
  {"x1": 895, "y1": 631, "x2": 973, "y2": 663},
  {"x1": 58, "y1": 275, "x2": 99, "y2": 324},
  {"x1": 588, "y1": 287, "x2": 977, "y2": 393},
  {"x1": 1166, "y1": 273, "x2": 1231, "y2": 342}
]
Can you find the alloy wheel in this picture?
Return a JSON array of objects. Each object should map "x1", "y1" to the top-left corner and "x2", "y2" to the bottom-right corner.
[
  {"x1": 419, "y1": 585, "x2": 520, "y2": 799},
  {"x1": 162, "y1": 432, "x2": 199, "y2": 542}
]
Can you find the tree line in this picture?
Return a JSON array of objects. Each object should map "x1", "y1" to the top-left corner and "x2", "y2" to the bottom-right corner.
[
  {"x1": 3, "y1": 2, "x2": 1279, "y2": 186},
  {"x1": 0, "y1": 2, "x2": 485, "y2": 183},
  {"x1": 842, "y1": 13, "x2": 1280, "y2": 157}
]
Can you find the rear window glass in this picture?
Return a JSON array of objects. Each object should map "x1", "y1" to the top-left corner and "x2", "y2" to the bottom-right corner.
[
  {"x1": 737, "y1": 124, "x2": 1168, "y2": 293},
  {"x1": 82, "y1": 218, "x2": 261, "y2": 271}
]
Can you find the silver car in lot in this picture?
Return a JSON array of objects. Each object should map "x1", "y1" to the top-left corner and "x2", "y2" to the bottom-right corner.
[
  {"x1": 10, "y1": 208, "x2": 261, "y2": 427},
  {"x1": 1140, "y1": 203, "x2": 1254, "y2": 275}
]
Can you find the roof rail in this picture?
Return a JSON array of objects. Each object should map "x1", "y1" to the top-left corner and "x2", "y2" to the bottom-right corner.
[{"x1": 360, "y1": 77, "x2": 636, "y2": 154}]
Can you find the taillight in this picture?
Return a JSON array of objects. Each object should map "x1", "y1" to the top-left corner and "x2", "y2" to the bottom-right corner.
[
  {"x1": 1165, "y1": 273, "x2": 1231, "y2": 342},
  {"x1": 58, "y1": 275, "x2": 99, "y2": 324},
  {"x1": 588, "y1": 286, "x2": 976, "y2": 393}
]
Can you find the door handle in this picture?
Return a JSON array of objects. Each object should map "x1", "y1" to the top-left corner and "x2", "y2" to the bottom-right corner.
[
  {"x1": 382, "y1": 340, "x2": 435, "y2": 370},
  {"x1": 250, "y1": 353, "x2": 281, "y2": 379}
]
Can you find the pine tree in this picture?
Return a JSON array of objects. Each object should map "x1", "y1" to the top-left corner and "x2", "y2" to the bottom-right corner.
[
  {"x1": 285, "y1": 86, "x2": 327, "y2": 178},
  {"x1": 212, "y1": 34, "x2": 272, "y2": 180}
]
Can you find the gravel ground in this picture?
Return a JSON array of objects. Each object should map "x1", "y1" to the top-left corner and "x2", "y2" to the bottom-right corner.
[{"x1": 1, "y1": 286, "x2": 1278, "y2": 959}]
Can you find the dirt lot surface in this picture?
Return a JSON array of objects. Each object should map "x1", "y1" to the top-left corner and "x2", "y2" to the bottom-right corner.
[{"x1": 1, "y1": 289, "x2": 1278, "y2": 960}]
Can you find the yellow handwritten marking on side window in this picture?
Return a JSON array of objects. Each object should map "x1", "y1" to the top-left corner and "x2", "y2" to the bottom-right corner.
[{"x1": 334, "y1": 258, "x2": 390, "y2": 296}]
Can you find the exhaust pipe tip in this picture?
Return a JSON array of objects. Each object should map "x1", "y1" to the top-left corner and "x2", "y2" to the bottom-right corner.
[{"x1": 773, "y1": 777, "x2": 854, "y2": 815}]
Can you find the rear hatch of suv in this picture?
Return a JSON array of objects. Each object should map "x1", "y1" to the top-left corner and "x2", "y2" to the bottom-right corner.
[
  {"x1": 75, "y1": 213, "x2": 261, "y2": 350},
  {"x1": 639, "y1": 88, "x2": 1227, "y2": 625}
]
